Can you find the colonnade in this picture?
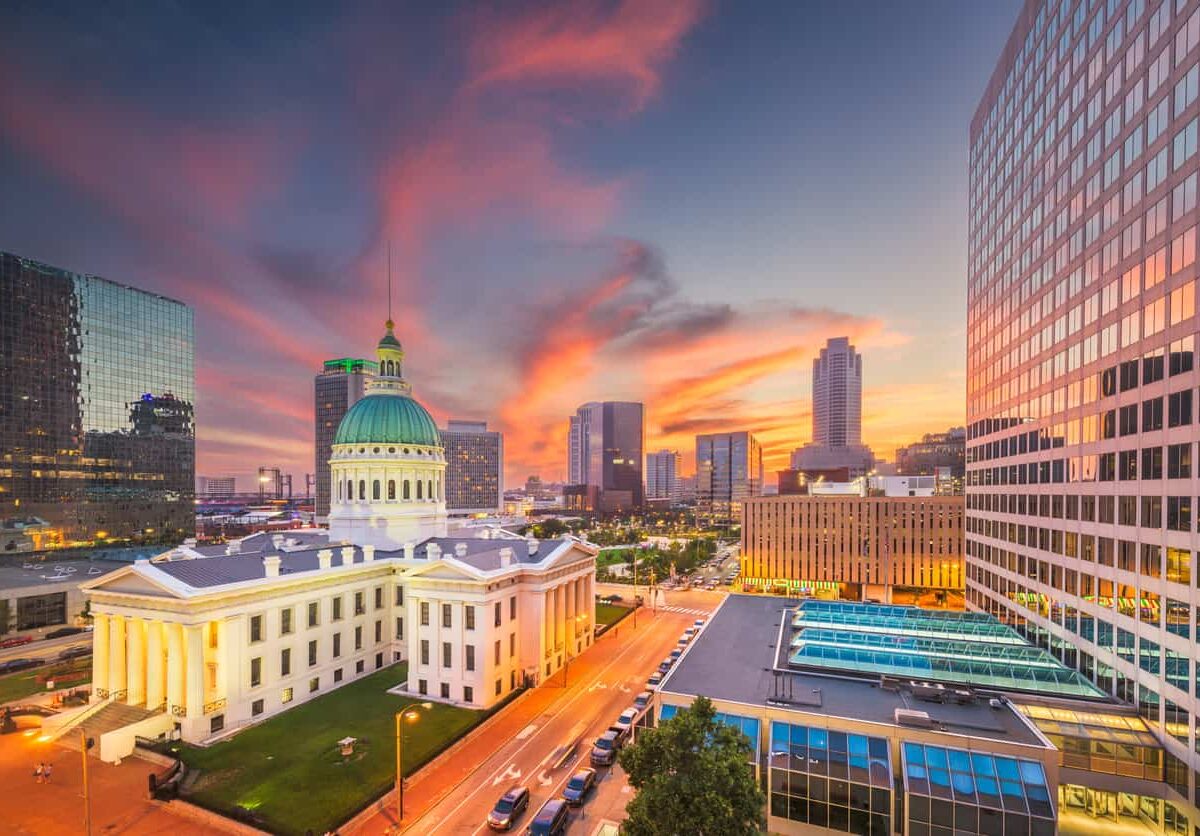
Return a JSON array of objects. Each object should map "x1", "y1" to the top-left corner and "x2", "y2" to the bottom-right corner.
[
  {"x1": 542, "y1": 574, "x2": 594, "y2": 660},
  {"x1": 91, "y1": 613, "x2": 211, "y2": 719}
]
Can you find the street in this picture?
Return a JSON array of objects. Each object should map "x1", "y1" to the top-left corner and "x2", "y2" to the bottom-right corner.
[
  {"x1": 358, "y1": 587, "x2": 723, "y2": 835},
  {"x1": 0, "y1": 632, "x2": 91, "y2": 665}
]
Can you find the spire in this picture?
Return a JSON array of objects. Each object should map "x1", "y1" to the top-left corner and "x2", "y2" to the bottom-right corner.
[{"x1": 386, "y1": 239, "x2": 393, "y2": 330}]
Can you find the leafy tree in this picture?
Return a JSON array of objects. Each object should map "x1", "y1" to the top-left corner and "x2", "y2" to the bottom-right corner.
[{"x1": 619, "y1": 696, "x2": 766, "y2": 836}]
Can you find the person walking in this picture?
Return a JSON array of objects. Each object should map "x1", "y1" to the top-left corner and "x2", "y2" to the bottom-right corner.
[
  {"x1": 33, "y1": 762, "x2": 43, "y2": 783},
  {"x1": 43, "y1": 762, "x2": 52, "y2": 783}
]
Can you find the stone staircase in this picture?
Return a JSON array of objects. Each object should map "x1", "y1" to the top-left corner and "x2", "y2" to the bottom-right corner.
[{"x1": 59, "y1": 702, "x2": 156, "y2": 751}]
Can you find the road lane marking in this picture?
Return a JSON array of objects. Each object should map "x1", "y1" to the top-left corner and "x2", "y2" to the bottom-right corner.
[
  {"x1": 491, "y1": 764, "x2": 522, "y2": 787},
  {"x1": 515, "y1": 723, "x2": 537, "y2": 740}
]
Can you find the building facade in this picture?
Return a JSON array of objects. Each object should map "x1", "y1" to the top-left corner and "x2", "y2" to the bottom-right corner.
[
  {"x1": 81, "y1": 321, "x2": 597, "y2": 749},
  {"x1": 0, "y1": 251, "x2": 195, "y2": 549},
  {"x1": 966, "y1": 0, "x2": 1200, "y2": 809},
  {"x1": 565, "y1": 402, "x2": 645, "y2": 511},
  {"x1": 812, "y1": 336, "x2": 864, "y2": 447},
  {"x1": 197, "y1": 477, "x2": 236, "y2": 500},
  {"x1": 895, "y1": 426, "x2": 967, "y2": 479},
  {"x1": 314, "y1": 358, "x2": 376, "y2": 521},
  {"x1": 440, "y1": 420, "x2": 503, "y2": 515},
  {"x1": 741, "y1": 494, "x2": 964, "y2": 603},
  {"x1": 696, "y1": 431, "x2": 762, "y2": 520},
  {"x1": 645, "y1": 449, "x2": 681, "y2": 503}
]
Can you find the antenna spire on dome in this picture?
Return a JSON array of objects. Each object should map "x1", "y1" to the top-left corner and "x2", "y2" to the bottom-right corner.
[{"x1": 387, "y1": 239, "x2": 393, "y2": 325}]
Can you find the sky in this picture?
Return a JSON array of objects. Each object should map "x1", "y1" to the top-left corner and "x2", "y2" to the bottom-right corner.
[{"x1": 0, "y1": 0, "x2": 1022, "y2": 487}]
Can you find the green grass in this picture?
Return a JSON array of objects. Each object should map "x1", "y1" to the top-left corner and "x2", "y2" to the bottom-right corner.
[
  {"x1": 596, "y1": 549, "x2": 633, "y2": 568},
  {"x1": 177, "y1": 663, "x2": 480, "y2": 835},
  {"x1": 595, "y1": 602, "x2": 632, "y2": 628},
  {"x1": 0, "y1": 658, "x2": 91, "y2": 705}
]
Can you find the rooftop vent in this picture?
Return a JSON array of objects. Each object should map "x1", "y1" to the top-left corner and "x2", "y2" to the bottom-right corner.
[
  {"x1": 263, "y1": 555, "x2": 282, "y2": 578},
  {"x1": 226, "y1": 540, "x2": 241, "y2": 554},
  {"x1": 455, "y1": 543, "x2": 468, "y2": 557},
  {"x1": 427, "y1": 543, "x2": 442, "y2": 560},
  {"x1": 341, "y1": 546, "x2": 354, "y2": 565},
  {"x1": 527, "y1": 538, "x2": 540, "y2": 556},
  {"x1": 894, "y1": 708, "x2": 934, "y2": 729},
  {"x1": 362, "y1": 545, "x2": 376, "y2": 562},
  {"x1": 499, "y1": 547, "x2": 513, "y2": 568},
  {"x1": 318, "y1": 549, "x2": 333, "y2": 570}
]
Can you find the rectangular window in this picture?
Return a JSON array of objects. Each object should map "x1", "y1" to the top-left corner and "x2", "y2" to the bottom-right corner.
[
  {"x1": 280, "y1": 648, "x2": 291, "y2": 677},
  {"x1": 441, "y1": 682, "x2": 450, "y2": 699},
  {"x1": 1169, "y1": 443, "x2": 1192, "y2": 478},
  {"x1": 442, "y1": 641, "x2": 452, "y2": 668},
  {"x1": 308, "y1": 640, "x2": 317, "y2": 667},
  {"x1": 280, "y1": 608, "x2": 293, "y2": 636},
  {"x1": 375, "y1": 620, "x2": 382, "y2": 643},
  {"x1": 252, "y1": 699, "x2": 264, "y2": 716},
  {"x1": 494, "y1": 602, "x2": 502, "y2": 627},
  {"x1": 495, "y1": 639, "x2": 501, "y2": 666},
  {"x1": 466, "y1": 645, "x2": 476, "y2": 672},
  {"x1": 1143, "y1": 397, "x2": 1164, "y2": 431},
  {"x1": 1169, "y1": 389, "x2": 1193, "y2": 426},
  {"x1": 442, "y1": 603, "x2": 452, "y2": 628},
  {"x1": 395, "y1": 586, "x2": 404, "y2": 607},
  {"x1": 1143, "y1": 446, "x2": 1163, "y2": 479},
  {"x1": 510, "y1": 632, "x2": 516, "y2": 658},
  {"x1": 1168, "y1": 496, "x2": 1192, "y2": 531},
  {"x1": 333, "y1": 596, "x2": 343, "y2": 621},
  {"x1": 510, "y1": 596, "x2": 517, "y2": 620},
  {"x1": 420, "y1": 602, "x2": 429, "y2": 626},
  {"x1": 375, "y1": 586, "x2": 383, "y2": 610},
  {"x1": 465, "y1": 606, "x2": 475, "y2": 630},
  {"x1": 333, "y1": 633, "x2": 342, "y2": 658},
  {"x1": 464, "y1": 686, "x2": 474, "y2": 704},
  {"x1": 355, "y1": 625, "x2": 363, "y2": 651},
  {"x1": 419, "y1": 639, "x2": 430, "y2": 666},
  {"x1": 309, "y1": 677, "x2": 319, "y2": 693},
  {"x1": 334, "y1": 668, "x2": 343, "y2": 683},
  {"x1": 355, "y1": 591, "x2": 365, "y2": 616},
  {"x1": 308, "y1": 601, "x2": 319, "y2": 628},
  {"x1": 250, "y1": 657, "x2": 262, "y2": 688},
  {"x1": 250, "y1": 615, "x2": 263, "y2": 643},
  {"x1": 396, "y1": 616, "x2": 404, "y2": 640},
  {"x1": 281, "y1": 688, "x2": 293, "y2": 704}
]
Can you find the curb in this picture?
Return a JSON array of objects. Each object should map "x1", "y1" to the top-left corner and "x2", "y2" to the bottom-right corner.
[{"x1": 164, "y1": 798, "x2": 271, "y2": 836}]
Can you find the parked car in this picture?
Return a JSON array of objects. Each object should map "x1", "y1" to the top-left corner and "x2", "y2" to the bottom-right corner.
[
  {"x1": 683, "y1": 627, "x2": 696, "y2": 639},
  {"x1": 528, "y1": 798, "x2": 570, "y2": 836},
  {"x1": 693, "y1": 619, "x2": 706, "y2": 629},
  {"x1": 647, "y1": 671, "x2": 663, "y2": 689},
  {"x1": 590, "y1": 728, "x2": 623, "y2": 766},
  {"x1": 614, "y1": 707, "x2": 639, "y2": 734},
  {"x1": 45, "y1": 627, "x2": 83, "y2": 639},
  {"x1": 633, "y1": 690, "x2": 653, "y2": 712},
  {"x1": 486, "y1": 785, "x2": 530, "y2": 831},
  {"x1": 57, "y1": 646, "x2": 92, "y2": 661},
  {"x1": 657, "y1": 658, "x2": 673, "y2": 675},
  {"x1": 668, "y1": 648, "x2": 683, "y2": 661},
  {"x1": 0, "y1": 658, "x2": 45, "y2": 675},
  {"x1": 0, "y1": 635, "x2": 33, "y2": 649},
  {"x1": 562, "y1": 767, "x2": 597, "y2": 806}
]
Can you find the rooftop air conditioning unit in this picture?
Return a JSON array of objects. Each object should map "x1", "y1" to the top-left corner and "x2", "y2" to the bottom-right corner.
[{"x1": 894, "y1": 708, "x2": 934, "y2": 729}]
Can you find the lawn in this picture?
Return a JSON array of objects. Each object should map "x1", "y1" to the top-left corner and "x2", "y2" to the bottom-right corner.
[
  {"x1": 0, "y1": 658, "x2": 91, "y2": 705},
  {"x1": 178, "y1": 663, "x2": 480, "y2": 835},
  {"x1": 595, "y1": 602, "x2": 633, "y2": 628}
]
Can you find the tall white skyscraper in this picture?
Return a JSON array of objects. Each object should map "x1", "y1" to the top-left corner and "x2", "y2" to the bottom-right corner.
[
  {"x1": 812, "y1": 336, "x2": 863, "y2": 447},
  {"x1": 646, "y1": 449, "x2": 681, "y2": 502}
]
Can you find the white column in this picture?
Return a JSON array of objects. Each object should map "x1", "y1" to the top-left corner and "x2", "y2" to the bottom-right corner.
[
  {"x1": 166, "y1": 622, "x2": 184, "y2": 715},
  {"x1": 565, "y1": 579, "x2": 576, "y2": 647},
  {"x1": 185, "y1": 624, "x2": 205, "y2": 720},
  {"x1": 145, "y1": 621, "x2": 165, "y2": 710},
  {"x1": 92, "y1": 613, "x2": 110, "y2": 697},
  {"x1": 554, "y1": 585, "x2": 565, "y2": 654},
  {"x1": 220, "y1": 616, "x2": 245, "y2": 722},
  {"x1": 108, "y1": 615, "x2": 127, "y2": 701},
  {"x1": 126, "y1": 617, "x2": 146, "y2": 705},
  {"x1": 543, "y1": 591, "x2": 552, "y2": 658}
]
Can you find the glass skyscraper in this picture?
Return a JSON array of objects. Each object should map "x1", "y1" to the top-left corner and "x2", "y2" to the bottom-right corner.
[
  {"x1": 968, "y1": 0, "x2": 1200, "y2": 817},
  {"x1": 440, "y1": 420, "x2": 503, "y2": 514},
  {"x1": 0, "y1": 251, "x2": 194, "y2": 549},
  {"x1": 565, "y1": 401, "x2": 644, "y2": 511},
  {"x1": 696, "y1": 431, "x2": 762, "y2": 520}
]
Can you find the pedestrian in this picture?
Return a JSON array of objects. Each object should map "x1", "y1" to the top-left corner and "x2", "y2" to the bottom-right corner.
[
  {"x1": 33, "y1": 762, "x2": 43, "y2": 783},
  {"x1": 43, "y1": 762, "x2": 52, "y2": 783}
]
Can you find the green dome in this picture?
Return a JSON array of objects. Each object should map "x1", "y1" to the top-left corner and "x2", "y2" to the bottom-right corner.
[{"x1": 333, "y1": 393, "x2": 440, "y2": 447}]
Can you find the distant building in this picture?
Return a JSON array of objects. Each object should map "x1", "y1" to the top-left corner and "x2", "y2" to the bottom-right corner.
[
  {"x1": 741, "y1": 493, "x2": 963, "y2": 603},
  {"x1": 0, "y1": 251, "x2": 195, "y2": 548},
  {"x1": 197, "y1": 477, "x2": 236, "y2": 500},
  {"x1": 695, "y1": 432, "x2": 762, "y2": 520},
  {"x1": 792, "y1": 337, "x2": 874, "y2": 478},
  {"x1": 314, "y1": 358, "x2": 376, "y2": 521},
  {"x1": 676, "y1": 474, "x2": 697, "y2": 503},
  {"x1": 440, "y1": 420, "x2": 503, "y2": 515},
  {"x1": 895, "y1": 426, "x2": 966, "y2": 479},
  {"x1": 645, "y1": 449, "x2": 681, "y2": 503},
  {"x1": 565, "y1": 402, "x2": 644, "y2": 511}
]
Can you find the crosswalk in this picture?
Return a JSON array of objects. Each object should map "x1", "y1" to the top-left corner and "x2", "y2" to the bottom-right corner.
[{"x1": 657, "y1": 605, "x2": 711, "y2": 616}]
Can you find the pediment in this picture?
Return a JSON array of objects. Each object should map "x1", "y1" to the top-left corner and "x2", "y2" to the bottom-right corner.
[{"x1": 83, "y1": 566, "x2": 183, "y2": 598}]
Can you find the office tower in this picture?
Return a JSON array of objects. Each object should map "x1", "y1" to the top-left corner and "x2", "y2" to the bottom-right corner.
[
  {"x1": 314, "y1": 357, "x2": 376, "y2": 520},
  {"x1": 895, "y1": 426, "x2": 967, "y2": 479},
  {"x1": 197, "y1": 476, "x2": 236, "y2": 499},
  {"x1": 967, "y1": 0, "x2": 1200, "y2": 806},
  {"x1": 645, "y1": 449, "x2": 681, "y2": 503},
  {"x1": 812, "y1": 336, "x2": 863, "y2": 446},
  {"x1": 695, "y1": 431, "x2": 762, "y2": 519},
  {"x1": 0, "y1": 251, "x2": 194, "y2": 547},
  {"x1": 440, "y1": 419, "x2": 503, "y2": 514},
  {"x1": 565, "y1": 402, "x2": 644, "y2": 511}
]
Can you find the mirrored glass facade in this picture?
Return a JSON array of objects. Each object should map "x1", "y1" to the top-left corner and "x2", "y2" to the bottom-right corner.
[{"x1": 0, "y1": 252, "x2": 194, "y2": 548}]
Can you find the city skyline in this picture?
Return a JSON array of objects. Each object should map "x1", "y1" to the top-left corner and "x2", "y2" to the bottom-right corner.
[{"x1": 0, "y1": 1, "x2": 1021, "y2": 487}]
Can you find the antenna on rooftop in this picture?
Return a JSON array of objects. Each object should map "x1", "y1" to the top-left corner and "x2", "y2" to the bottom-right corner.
[{"x1": 387, "y1": 239, "x2": 393, "y2": 323}]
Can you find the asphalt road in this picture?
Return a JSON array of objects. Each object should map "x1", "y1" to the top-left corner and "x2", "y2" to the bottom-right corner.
[
  {"x1": 0, "y1": 632, "x2": 91, "y2": 665},
  {"x1": 366, "y1": 588, "x2": 721, "y2": 835}
]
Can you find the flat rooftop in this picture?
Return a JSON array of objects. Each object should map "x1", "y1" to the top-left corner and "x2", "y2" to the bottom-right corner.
[
  {"x1": 0, "y1": 558, "x2": 125, "y2": 592},
  {"x1": 660, "y1": 594, "x2": 1051, "y2": 748}
]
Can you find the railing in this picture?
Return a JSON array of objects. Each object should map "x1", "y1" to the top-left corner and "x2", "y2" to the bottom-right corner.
[
  {"x1": 170, "y1": 704, "x2": 188, "y2": 718},
  {"x1": 109, "y1": 689, "x2": 128, "y2": 702},
  {"x1": 203, "y1": 698, "x2": 227, "y2": 716},
  {"x1": 94, "y1": 687, "x2": 110, "y2": 699}
]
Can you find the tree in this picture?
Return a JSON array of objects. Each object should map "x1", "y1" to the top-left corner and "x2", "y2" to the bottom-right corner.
[{"x1": 618, "y1": 696, "x2": 766, "y2": 836}]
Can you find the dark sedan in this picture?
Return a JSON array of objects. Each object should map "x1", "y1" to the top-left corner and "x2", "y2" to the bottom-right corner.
[{"x1": 562, "y1": 768, "x2": 596, "y2": 806}]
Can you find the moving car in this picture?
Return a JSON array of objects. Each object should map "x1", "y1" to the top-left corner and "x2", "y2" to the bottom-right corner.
[
  {"x1": 486, "y1": 785, "x2": 530, "y2": 831},
  {"x1": 562, "y1": 767, "x2": 597, "y2": 806},
  {"x1": 590, "y1": 728, "x2": 623, "y2": 766},
  {"x1": 45, "y1": 627, "x2": 84, "y2": 639},
  {"x1": 0, "y1": 658, "x2": 44, "y2": 675},
  {"x1": 0, "y1": 635, "x2": 33, "y2": 649},
  {"x1": 614, "y1": 707, "x2": 639, "y2": 733},
  {"x1": 528, "y1": 798, "x2": 570, "y2": 835},
  {"x1": 57, "y1": 646, "x2": 92, "y2": 661},
  {"x1": 633, "y1": 690, "x2": 653, "y2": 712}
]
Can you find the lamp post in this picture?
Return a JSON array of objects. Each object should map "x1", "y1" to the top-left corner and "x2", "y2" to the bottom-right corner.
[
  {"x1": 562, "y1": 613, "x2": 588, "y2": 687},
  {"x1": 395, "y1": 702, "x2": 432, "y2": 822}
]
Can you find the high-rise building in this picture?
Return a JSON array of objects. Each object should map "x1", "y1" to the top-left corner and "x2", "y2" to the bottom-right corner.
[
  {"x1": 314, "y1": 357, "x2": 376, "y2": 521},
  {"x1": 0, "y1": 251, "x2": 194, "y2": 548},
  {"x1": 645, "y1": 449, "x2": 681, "y2": 503},
  {"x1": 695, "y1": 431, "x2": 762, "y2": 519},
  {"x1": 896, "y1": 426, "x2": 967, "y2": 479},
  {"x1": 565, "y1": 402, "x2": 644, "y2": 511},
  {"x1": 440, "y1": 420, "x2": 503, "y2": 515},
  {"x1": 197, "y1": 476, "x2": 236, "y2": 499},
  {"x1": 792, "y1": 337, "x2": 874, "y2": 477},
  {"x1": 967, "y1": 0, "x2": 1200, "y2": 810}
]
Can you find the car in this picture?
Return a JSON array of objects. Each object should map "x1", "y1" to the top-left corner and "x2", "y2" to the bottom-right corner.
[
  {"x1": 693, "y1": 619, "x2": 706, "y2": 629},
  {"x1": 57, "y1": 646, "x2": 92, "y2": 661},
  {"x1": 633, "y1": 690, "x2": 653, "y2": 711},
  {"x1": 0, "y1": 658, "x2": 45, "y2": 675},
  {"x1": 669, "y1": 648, "x2": 683, "y2": 661},
  {"x1": 646, "y1": 671, "x2": 663, "y2": 689},
  {"x1": 487, "y1": 785, "x2": 530, "y2": 831},
  {"x1": 614, "y1": 707, "x2": 639, "y2": 733},
  {"x1": 0, "y1": 635, "x2": 33, "y2": 649},
  {"x1": 45, "y1": 627, "x2": 83, "y2": 639},
  {"x1": 528, "y1": 798, "x2": 570, "y2": 835},
  {"x1": 657, "y1": 658, "x2": 673, "y2": 674},
  {"x1": 562, "y1": 767, "x2": 597, "y2": 806},
  {"x1": 590, "y1": 729, "x2": 622, "y2": 766},
  {"x1": 606, "y1": 594, "x2": 623, "y2": 603},
  {"x1": 683, "y1": 627, "x2": 696, "y2": 639}
]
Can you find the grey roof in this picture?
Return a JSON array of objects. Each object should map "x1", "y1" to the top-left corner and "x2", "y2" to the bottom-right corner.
[
  {"x1": 152, "y1": 536, "x2": 577, "y2": 589},
  {"x1": 0, "y1": 558, "x2": 125, "y2": 593},
  {"x1": 660, "y1": 594, "x2": 1046, "y2": 747}
]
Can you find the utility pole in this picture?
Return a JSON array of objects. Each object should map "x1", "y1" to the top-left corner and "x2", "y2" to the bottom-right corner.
[
  {"x1": 395, "y1": 713, "x2": 404, "y2": 822},
  {"x1": 80, "y1": 729, "x2": 91, "y2": 836}
]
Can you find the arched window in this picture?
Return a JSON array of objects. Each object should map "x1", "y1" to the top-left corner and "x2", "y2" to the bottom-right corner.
[
  {"x1": 337, "y1": 480, "x2": 343, "y2": 501},
  {"x1": 403, "y1": 480, "x2": 411, "y2": 499},
  {"x1": 387, "y1": 480, "x2": 396, "y2": 500},
  {"x1": 417, "y1": 480, "x2": 423, "y2": 499},
  {"x1": 346, "y1": 479, "x2": 353, "y2": 500},
  {"x1": 358, "y1": 480, "x2": 366, "y2": 502},
  {"x1": 373, "y1": 480, "x2": 381, "y2": 500}
]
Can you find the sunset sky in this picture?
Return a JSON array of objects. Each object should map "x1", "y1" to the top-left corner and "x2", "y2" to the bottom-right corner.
[{"x1": 0, "y1": 1, "x2": 1020, "y2": 487}]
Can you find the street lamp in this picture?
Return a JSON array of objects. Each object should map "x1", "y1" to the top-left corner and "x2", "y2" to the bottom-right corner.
[
  {"x1": 395, "y1": 702, "x2": 432, "y2": 822},
  {"x1": 562, "y1": 613, "x2": 589, "y2": 687}
]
